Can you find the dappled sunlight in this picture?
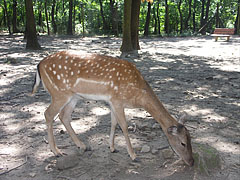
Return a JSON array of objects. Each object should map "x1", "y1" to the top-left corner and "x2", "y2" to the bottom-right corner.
[
  {"x1": 0, "y1": 145, "x2": 21, "y2": 156},
  {"x1": 91, "y1": 106, "x2": 110, "y2": 116},
  {"x1": 195, "y1": 137, "x2": 239, "y2": 154},
  {"x1": 185, "y1": 105, "x2": 228, "y2": 123}
]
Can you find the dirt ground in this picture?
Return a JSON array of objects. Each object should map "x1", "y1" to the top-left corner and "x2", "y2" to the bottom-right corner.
[{"x1": 0, "y1": 35, "x2": 239, "y2": 180}]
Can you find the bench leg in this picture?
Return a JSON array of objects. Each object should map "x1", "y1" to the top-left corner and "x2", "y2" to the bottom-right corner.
[
  {"x1": 226, "y1": 36, "x2": 230, "y2": 42},
  {"x1": 215, "y1": 36, "x2": 218, "y2": 42}
]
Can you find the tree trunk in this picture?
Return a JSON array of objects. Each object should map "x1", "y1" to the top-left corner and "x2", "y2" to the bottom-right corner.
[
  {"x1": 192, "y1": 0, "x2": 196, "y2": 32},
  {"x1": 25, "y1": 0, "x2": 41, "y2": 50},
  {"x1": 73, "y1": 0, "x2": 76, "y2": 34},
  {"x1": 216, "y1": 2, "x2": 220, "y2": 28},
  {"x1": 67, "y1": 0, "x2": 73, "y2": 35},
  {"x1": 177, "y1": 0, "x2": 183, "y2": 34},
  {"x1": 99, "y1": 0, "x2": 108, "y2": 31},
  {"x1": 156, "y1": 0, "x2": 161, "y2": 36},
  {"x1": 3, "y1": 0, "x2": 11, "y2": 34},
  {"x1": 200, "y1": 0, "x2": 211, "y2": 35},
  {"x1": 131, "y1": 0, "x2": 141, "y2": 50},
  {"x1": 121, "y1": 0, "x2": 133, "y2": 52},
  {"x1": 164, "y1": 0, "x2": 169, "y2": 35},
  {"x1": 144, "y1": 2, "x2": 152, "y2": 37},
  {"x1": 45, "y1": 0, "x2": 50, "y2": 35},
  {"x1": 12, "y1": 0, "x2": 19, "y2": 33},
  {"x1": 110, "y1": 0, "x2": 119, "y2": 36},
  {"x1": 184, "y1": 0, "x2": 192, "y2": 30},
  {"x1": 51, "y1": 0, "x2": 57, "y2": 34},
  {"x1": 235, "y1": 0, "x2": 240, "y2": 35}
]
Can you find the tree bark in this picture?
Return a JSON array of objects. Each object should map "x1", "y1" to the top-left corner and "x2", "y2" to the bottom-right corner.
[
  {"x1": 121, "y1": 0, "x2": 133, "y2": 52},
  {"x1": 131, "y1": 0, "x2": 141, "y2": 50},
  {"x1": 45, "y1": 0, "x2": 50, "y2": 35},
  {"x1": 177, "y1": 0, "x2": 183, "y2": 34},
  {"x1": 25, "y1": 0, "x2": 41, "y2": 50},
  {"x1": 3, "y1": 0, "x2": 11, "y2": 34},
  {"x1": 12, "y1": 0, "x2": 19, "y2": 33},
  {"x1": 234, "y1": 0, "x2": 240, "y2": 35},
  {"x1": 99, "y1": 0, "x2": 108, "y2": 31},
  {"x1": 184, "y1": 0, "x2": 192, "y2": 30},
  {"x1": 156, "y1": 0, "x2": 161, "y2": 36},
  {"x1": 144, "y1": 2, "x2": 152, "y2": 37},
  {"x1": 51, "y1": 0, "x2": 57, "y2": 34},
  {"x1": 67, "y1": 0, "x2": 73, "y2": 35},
  {"x1": 110, "y1": 0, "x2": 119, "y2": 36},
  {"x1": 192, "y1": 0, "x2": 196, "y2": 32},
  {"x1": 164, "y1": 0, "x2": 169, "y2": 35}
]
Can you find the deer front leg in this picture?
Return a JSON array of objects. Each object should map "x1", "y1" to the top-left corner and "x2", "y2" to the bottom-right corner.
[
  {"x1": 44, "y1": 98, "x2": 70, "y2": 156},
  {"x1": 59, "y1": 98, "x2": 87, "y2": 153},
  {"x1": 110, "y1": 102, "x2": 136, "y2": 161}
]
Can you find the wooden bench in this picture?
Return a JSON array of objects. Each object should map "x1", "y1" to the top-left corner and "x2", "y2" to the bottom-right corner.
[{"x1": 211, "y1": 28, "x2": 235, "y2": 41}]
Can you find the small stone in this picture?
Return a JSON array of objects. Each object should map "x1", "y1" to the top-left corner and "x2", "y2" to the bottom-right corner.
[
  {"x1": 152, "y1": 123, "x2": 160, "y2": 129},
  {"x1": 162, "y1": 148, "x2": 174, "y2": 159},
  {"x1": 151, "y1": 148, "x2": 158, "y2": 154},
  {"x1": 141, "y1": 145, "x2": 151, "y2": 153},
  {"x1": 56, "y1": 154, "x2": 79, "y2": 170},
  {"x1": 29, "y1": 172, "x2": 36, "y2": 177}
]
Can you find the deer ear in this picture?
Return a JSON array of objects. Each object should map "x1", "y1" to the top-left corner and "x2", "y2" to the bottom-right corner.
[
  {"x1": 178, "y1": 112, "x2": 187, "y2": 125},
  {"x1": 167, "y1": 126, "x2": 178, "y2": 136}
]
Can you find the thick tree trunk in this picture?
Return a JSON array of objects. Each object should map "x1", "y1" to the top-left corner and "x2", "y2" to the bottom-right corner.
[
  {"x1": 67, "y1": 0, "x2": 73, "y2": 35},
  {"x1": 144, "y1": 2, "x2": 152, "y2": 37},
  {"x1": 25, "y1": 0, "x2": 41, "y2": 50},
  {"x1": 131, "y1": 0, "x2": 141, "y2": 50},
  {"x1": 121, "y1": 0, "x2": 133, "y2": 52}
]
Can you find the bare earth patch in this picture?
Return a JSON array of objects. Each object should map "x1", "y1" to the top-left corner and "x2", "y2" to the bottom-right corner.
[{"x1": 0, "y1": 35, "x2": 239, "y2": 180}]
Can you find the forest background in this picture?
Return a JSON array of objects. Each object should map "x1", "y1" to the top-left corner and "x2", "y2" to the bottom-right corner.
[{"x1": 1, "y1": 0, "x2": 239, "y2": 40}]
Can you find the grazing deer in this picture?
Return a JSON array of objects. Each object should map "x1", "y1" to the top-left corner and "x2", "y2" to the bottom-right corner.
[{"x1": 32, "y1": 51, "x2": 194, "y2": 166}]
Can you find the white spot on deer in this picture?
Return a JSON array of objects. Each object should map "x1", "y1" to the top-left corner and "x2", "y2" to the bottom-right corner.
[
  {"x1": 124, "y1": 69, "x2": 127, "y2": 73},
  {"x1": 74, "y1": 63, "x2": 77, "y2": 66},
  {"x1": 77, "y1": 70, "x2": 80, "y2": 74},
  {"x1": 70, "y1": 60, "x2": 73, "y2": 63},
  {"x1": 63, "y1": 79, "x2": 66, "y2": 84},
  {"x1": 66, "y1": 79, "x2": 69, "y2": 83},
  {"x1": 86, "y1": 70, "x2": 89, "y2": 73},
  {"x1": 52, "y1": 64, "x2": 56, "y2": 68},
  {"x1": 65, "y1": 56, "x2": 69, "y2": 60},
  {"x1": 114, "y1": 86, "x2": 118, "y2": 91},
  {"x1": 91, "y1": 69, "x2": 94, "y2": 73},
  {"x1": 71, "y1": 71, "x2": 74, "y2": 76},
  {"x1": 110, "y1": 81, "x2": 114, "y2": 88},
  {"x1": 116, "y1": 72, "x2": 119, "y2": 76},
  {"x1": 78, "y1": 64, "x2": 81, "y2": 67},
  {"x1": 49, "y1": 67, "x2": 52, "y2": 71},
  {"x1": 44, "y1": 65, "x2": 47, "y2": 68},
  {"x1": 53, "y1": 71, "x2": 56, "y2": 75},
  {"x1": 100, "y1": 73, "x2": 103, "y2": 76},
  {"x1": 59, "y1": 65, "x2": 62, "y2": 69},
  {"x1": 96, "y1": 64, "x2": 100, "y2": 68},
  {"x1": 118, "y1": 77, "x2": 121, "y2": 81},
  {"x1": 112, "y1": 68, "x2": 116, "y2": 71},
  {"x1": 106, "y1": 69, "x2": 109, "y2": 71},
  {"x1": 61, "y1": 73, "x2": 64, "y2": 77},
  {"x1": 57, "y1": 75, "x2": 61, "y2": 80},
  {"x1": 64, "y1": 66, "x2": 67, "y2": 70},
  {"x1": 109, "y1": 75, "x2": 112, "y2": 79}
]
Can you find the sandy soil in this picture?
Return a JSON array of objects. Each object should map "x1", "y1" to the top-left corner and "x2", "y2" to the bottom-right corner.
[{"x1": 0, "y1": 35, "x2": 239, "y2": 180}]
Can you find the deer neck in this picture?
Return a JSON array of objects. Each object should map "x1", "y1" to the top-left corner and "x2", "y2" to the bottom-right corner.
[{"x1": 140, "y1": 86, "x2": 178, "y2": 133}]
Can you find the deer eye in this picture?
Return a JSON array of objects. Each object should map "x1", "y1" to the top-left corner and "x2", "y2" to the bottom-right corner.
[{"x1": 181, "y1": 142, "x2": 186, "y2": 147}]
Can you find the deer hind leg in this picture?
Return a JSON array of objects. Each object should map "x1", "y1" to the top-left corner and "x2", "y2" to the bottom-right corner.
[
  {"x1": 109, "y1": 111, "x2": 118, "y2": 153},
  {"x1": 44, "y1": 96, "x2": 72, "y2": 156},
  {"x1": 59, "y1": 98, "x2": 87, "y2": 152},
  {"x1": 110, "y1": 102, "x2": 136, "y2": 161}
]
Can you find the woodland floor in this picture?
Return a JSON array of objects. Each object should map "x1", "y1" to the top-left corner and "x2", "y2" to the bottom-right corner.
[{"x1": 0, "y1": 34, "x2": 239, "y2": 180}]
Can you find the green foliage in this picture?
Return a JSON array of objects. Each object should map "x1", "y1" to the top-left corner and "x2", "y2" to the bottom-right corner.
[{"x1": 0, "y1": 0, "x2": 239, "y2": 36}]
